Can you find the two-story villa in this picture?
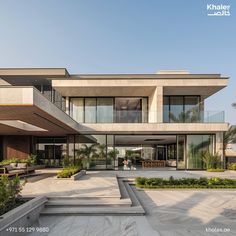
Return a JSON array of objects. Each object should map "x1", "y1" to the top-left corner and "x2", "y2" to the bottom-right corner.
[{"x1": 0, "y1": 68, "x2": 229, "y2": 170}]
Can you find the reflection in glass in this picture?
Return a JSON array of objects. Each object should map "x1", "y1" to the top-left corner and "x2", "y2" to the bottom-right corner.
[
  {"x1": 164, "y1": 96, "x2": 200, "y2": 123},
  {"x1": 170, "y1": 96, "x2": 184, "y2": 122},
  {"x1": 142, "y1": 98, "x2": 148, "y2": 123},
  {"x1": 177, "y1": 135, "x2": 185, "y2": 169},
  {"x1": 75, "y1": 135, "x2": 110, "y2": 170},
  {"x1": 115, "y1": 98, "x2": 142, "y2": 123},
  {"x1": 163, "y1": 96, "x2": 170, "y2": 122},
  {"x1": 97, "y1": 98, "x2": 113, "y2": 123},
  {"x1": 85, "y1": 98, "x2": 96, "y2": 123},
  {"x1": 187, "y1": 135, "x2": 213, "y2": 169},
  {"x1": 36, "y1": 137, "x2": 67, "y2": 167},
  {"x1": 70, "y1": 98, "x2": 84, "y2": 122},
  {"x1": 184, "y1": 96, "x2": 200, "y2": 122}
]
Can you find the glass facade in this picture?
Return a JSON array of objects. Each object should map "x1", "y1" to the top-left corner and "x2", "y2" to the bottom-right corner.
[
  {"x1": 35, "y1": 134, "x2": 215, "y2": 170},
  {"x1": 36, "y1": 137, "x2": 67, "y2": 166},
  {"x1": 186, "y1": 135, "x2": 214, "y2": 169},
  {"x1": 177, "y1": 135, "x2": 186, "y2": 169},
  {"x1": 164, "y1": 96, "x2": 200, "y2": 123},
  {"x1": 69, "y1": 97, "x2": 148, "y2": 123},
  {"x1": 70, "y1": 98, "x2": 84, "y2": 122},
  {"x1": 85, "y1": 98, "x2": 96, "y2": 123},
  {"x1": 97, "y1": 98, "x2": 114, "y2": 123},
  {"x1": 74, "y1": 134, "x2": 114, "y2": 170},
  {"x1": 177, "y1": 134, "x2": 214, "y2": 169}
]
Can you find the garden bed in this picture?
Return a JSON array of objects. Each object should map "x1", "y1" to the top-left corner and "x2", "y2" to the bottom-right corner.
[
  {"x1": 135, "y1": 177, "x2": 236, "y2": 189},
  {"x1": 57, "y1": 166, "x2": 84, "y2": 179}
]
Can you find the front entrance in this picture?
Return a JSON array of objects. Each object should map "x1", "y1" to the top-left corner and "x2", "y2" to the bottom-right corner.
[{"x1": 36, "y1": 137, "x2": 67, "y2": 166}]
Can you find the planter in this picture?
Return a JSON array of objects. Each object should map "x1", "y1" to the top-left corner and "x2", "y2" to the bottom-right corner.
[
  {"x1": 57, "y1": 170, "x2": 86, "y2": 180},
  {"x1": 0, "y1": 196, "x2": 47, "y2": 236}
]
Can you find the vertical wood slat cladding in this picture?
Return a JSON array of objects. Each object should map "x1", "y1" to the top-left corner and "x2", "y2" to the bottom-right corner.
[{"x1": 3, "y1": 136, "x2": 30, "y2": 159}]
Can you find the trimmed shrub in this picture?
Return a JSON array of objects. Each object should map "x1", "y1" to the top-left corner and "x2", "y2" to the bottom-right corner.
[
  {"x1": 207, "y1": 168, "x2": 225, "y2": 172},
  {"x1": 135, "y1": 176, "x2": 236, "y2": 189},
  {"x1": 228, "y1": 163, "x2": 236, "y2": 170},
  {"x1": 57, "y1": 166, "x2": 81, "y2": 178}
]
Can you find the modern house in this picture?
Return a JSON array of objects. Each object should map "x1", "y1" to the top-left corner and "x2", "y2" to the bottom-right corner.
[{"x1": 0, "y1": 68, "x2": 229, "y2": 170}]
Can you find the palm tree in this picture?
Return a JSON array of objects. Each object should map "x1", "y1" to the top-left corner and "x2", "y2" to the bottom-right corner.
[
  {"x1": 223, "y1": 126, "x2": 236, "y2": 162},
  {"x1": 96, "y1": 144, "x2": 106, "y2": 159},
  {"x1": 76, "y1": 144, "x2": 97, "y2": 168},
  {"x1": 76, "y1": 144, "x2": 97, "y2": 159}
]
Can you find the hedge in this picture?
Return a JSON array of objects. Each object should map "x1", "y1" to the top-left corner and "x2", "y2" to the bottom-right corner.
[
  {"x1": 57, "y1": 166, "x2": 81, "y2": 178},
  {"x1": 135, "y1": 176, "x2": 236, "y2": 189}
]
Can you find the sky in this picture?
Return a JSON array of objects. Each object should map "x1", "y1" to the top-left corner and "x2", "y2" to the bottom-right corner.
[{"x1": 0, "y1": 0, "x2": 235, "y2": 124}]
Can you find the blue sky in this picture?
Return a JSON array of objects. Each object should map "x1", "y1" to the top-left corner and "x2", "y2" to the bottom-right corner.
[{"x1": 0, "y1": 0, "x2": 235, "y2": 124}]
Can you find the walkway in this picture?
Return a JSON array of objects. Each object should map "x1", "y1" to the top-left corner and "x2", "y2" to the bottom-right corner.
[{"x1": 22, "y1": 169, "x2": 236, "y2": 236}]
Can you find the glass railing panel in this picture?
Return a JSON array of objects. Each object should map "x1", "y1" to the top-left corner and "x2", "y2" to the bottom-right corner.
[{"x1": 69, "y1": 109, "x2": 225, "y2": 123}]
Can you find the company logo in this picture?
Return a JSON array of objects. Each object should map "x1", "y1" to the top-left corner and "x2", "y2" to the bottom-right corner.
[{"x1": 207, "y1": 4, "x2": 231, "y2": 16}]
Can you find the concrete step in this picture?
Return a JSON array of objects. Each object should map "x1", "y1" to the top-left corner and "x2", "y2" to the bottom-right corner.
[
  {"x1": 45, "y1": 198, "x2": 131, "y2": 207},
  {"x1": 40, "y1": 205, "x2": 145, "y2": 216},
  {"x1": 40, "y1": 179, "x2": 145, "y2": 216}
]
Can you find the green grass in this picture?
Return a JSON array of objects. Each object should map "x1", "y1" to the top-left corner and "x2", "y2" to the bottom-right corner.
[{"x1": 135, "y1": 177, "x2": 236, "y2": 189}]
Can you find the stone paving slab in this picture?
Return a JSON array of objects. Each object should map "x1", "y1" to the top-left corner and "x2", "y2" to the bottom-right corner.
[
  {"x1": 135, "y1": 189, "x2": 236, "y2": 236},
  {"x1": 21, "y1": 169, "x2": 120, "y2": 198}
]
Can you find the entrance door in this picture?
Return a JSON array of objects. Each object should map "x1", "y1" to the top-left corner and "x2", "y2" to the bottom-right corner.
[
  {"x1": 36, "y1": 137, "x2": 67, "y2": 166},
  {"x1": 156, "y1": 146, "x2": 166, "y2": 160}
]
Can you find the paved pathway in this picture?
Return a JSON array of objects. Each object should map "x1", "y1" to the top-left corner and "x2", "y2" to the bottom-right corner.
[
  {"x1": 136, "y1": 189, "x2": 236, "y2": 236},
  {"x1": 21, "y1": 169, "x2": 236, "y2": 236},
  {"x1": 21, "y1": 169, "x2": 120, "y2": 198}
]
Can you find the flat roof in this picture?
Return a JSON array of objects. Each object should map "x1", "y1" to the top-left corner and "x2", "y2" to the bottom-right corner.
[
  {"x1": 0, "y1": 68, "x2": 229, "y2": 86},
  {"x1": 69, "y1": 74, "x2": 228, "y2": 80}
]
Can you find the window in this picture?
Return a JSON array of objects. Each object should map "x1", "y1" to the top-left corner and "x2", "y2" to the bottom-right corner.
[
  {"x1": 97, "y1": 98, "x2": 114, "y2": 123},
  {"x1": 70, "y1": 98, "x2": 84, "y2": 123},
  {"x1": 187, "y1": 135, "x2": 214, "y2": 169},
  {"x1": 164, "y1": 96, "x2": 200, "y2": 123},
  {"x1": 85, "y1": 98, "x2": 96, "y2": 123}
]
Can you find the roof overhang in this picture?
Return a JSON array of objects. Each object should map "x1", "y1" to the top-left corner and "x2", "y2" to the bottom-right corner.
[
  {"x1": 0, "y1": 68, "x2": 69, "y2": 86},
  {"x1": 0, "y1": 86, "x2": 80, "y2": 135}
]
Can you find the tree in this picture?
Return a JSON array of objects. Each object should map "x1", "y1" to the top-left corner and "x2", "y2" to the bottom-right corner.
[
  {"x1": 76, "y1": 144, "x2": 97, "y2": 159},
  {"x1": 232, "y1": 103, "x2": 236, "y2": 108},
  {"x1": 223, "y1": 126, "x2": 236, "y2": 157},
  {"x1": 96, "y1": 144, "x2": 106, "y2": 159}
]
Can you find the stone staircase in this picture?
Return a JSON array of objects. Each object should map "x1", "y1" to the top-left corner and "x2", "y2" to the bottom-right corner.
[{"x1": 40, "y1": 178, "x2": 145, "y2": 216}]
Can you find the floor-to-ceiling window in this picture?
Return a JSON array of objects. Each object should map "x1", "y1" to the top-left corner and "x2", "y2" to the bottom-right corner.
[
  {"x1": 186, "y1": 134, "x2": 214, "y2": 169},
  {"x1": 74, "y1": 134, "x2": 114, "y2": 170},
  {"x1": 85, "y1": 98, "x2": 96, "y2": 123},
  {"x1": 177, "y1": 134, "x2": 214, "y2": 170},
  {"x1": 97, "y1": 98, "x2": 114, "y2": 123},
  {"x1": 36, "y1": 137, "x2": 67, "y2": 166},
  {"x1": 164, "y1": 96, "x2": 200, "y2": 123},
  {"x1": 69, "y1": 97, "x2": 148, "y2": 123},
  {"x1": 70, "y1": 98, "x2": 84, "y2": 122},
  {"x1": 177, "y1": 135, "x2": 186, "y2": 169}
]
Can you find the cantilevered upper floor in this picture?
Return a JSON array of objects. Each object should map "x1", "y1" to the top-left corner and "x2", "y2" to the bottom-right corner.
[{"x1": 0, "y1": 68, "x2": 229, "y2": 135}]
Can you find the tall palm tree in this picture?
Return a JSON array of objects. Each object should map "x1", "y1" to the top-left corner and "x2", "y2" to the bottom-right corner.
[
  {"x1": 223, "y1": 126, "x2": 236, "y2": 159},
  {"x1": 222, "y1": 126, "x2": 236, "y2": 168}
]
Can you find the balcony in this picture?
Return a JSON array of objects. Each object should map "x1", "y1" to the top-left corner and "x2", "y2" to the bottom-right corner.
[{"x1": 70, "y1": 110, "x2": 225, "y2": 124}]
